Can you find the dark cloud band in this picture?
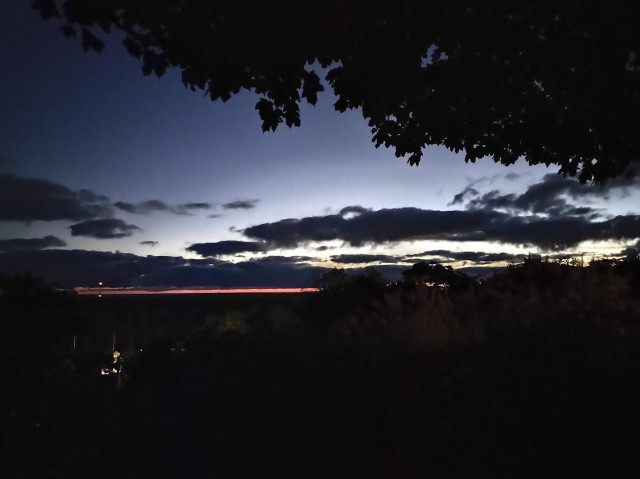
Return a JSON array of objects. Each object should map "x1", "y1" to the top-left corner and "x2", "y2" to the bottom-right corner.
[
  {"x1": 186, "y1": 240, "x2": 266, "y2": 257},
  {"x1": 407, "y1": 250, "x2": 522, "y2": 263},
  {"x1": 244, "y1": 206, "x2": 640, "y2": 251},
  {"x1": 69, "y1": 219, "x2": 140, "y2": 239},
  {"x1": 0, "y1": 174, "x2": 112, "y2": 221},
  {"x1": 179, "y1": 202, "x2": 212, "y2": 210},
  {"x1": 331, "y1": 254, "x2": 400, "y2": 264},
  {"x1": 0, "y1": 250, "x2": 322, "y2": 288},
  {"x1": 0, "y1": 235, "x2": 66, "y2": 252}
]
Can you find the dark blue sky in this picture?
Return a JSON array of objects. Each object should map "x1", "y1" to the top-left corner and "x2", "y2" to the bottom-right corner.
[{"x1": 1, "y1": 2, "x2": 639, "y2": 288}]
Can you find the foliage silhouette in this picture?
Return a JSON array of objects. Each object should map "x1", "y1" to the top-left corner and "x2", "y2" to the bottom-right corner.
[
  {"x1": 33, "y1": 1, "x2": 640, "y2": 183},
  {"x1": 4, "y1": 261, "x2": 640, "y2": 477},
  {"x1": 402, "y1": 261, "x2": 473, "y2": 288}
]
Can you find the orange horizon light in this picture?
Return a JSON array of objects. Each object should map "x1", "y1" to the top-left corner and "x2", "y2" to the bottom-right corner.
[{"x1": 74, "y1": 287, "x2": 319, "y2": 295}]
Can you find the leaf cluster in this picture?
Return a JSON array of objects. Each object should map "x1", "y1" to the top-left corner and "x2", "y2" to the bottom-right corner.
[{"x1": 34, "y1": 1, "x2": 640, "y2": 182}]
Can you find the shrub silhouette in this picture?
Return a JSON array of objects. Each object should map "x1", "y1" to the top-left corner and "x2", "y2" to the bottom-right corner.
[{"x1": 4, "y1": 262, "x2": 640, "y2": 478}]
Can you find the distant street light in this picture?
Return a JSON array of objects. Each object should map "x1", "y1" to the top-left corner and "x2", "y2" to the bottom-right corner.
[{"x1": 98, "y1": 281, "x2": 103, "y2": 298}]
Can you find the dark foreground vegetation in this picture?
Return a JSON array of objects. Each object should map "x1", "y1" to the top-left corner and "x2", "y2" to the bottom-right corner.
[{"x1": 3, "y1": 256, "x2": 640, "y2": 478}]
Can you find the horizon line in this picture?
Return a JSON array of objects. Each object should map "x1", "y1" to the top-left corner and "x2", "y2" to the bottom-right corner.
[{"x1": 73, "y1": 286, "x2": 320, "y2": 295}]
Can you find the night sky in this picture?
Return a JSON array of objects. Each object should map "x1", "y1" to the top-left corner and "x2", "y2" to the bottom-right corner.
[{"x1": 2, "y1": 2, "x2": 640, "y2": 289}]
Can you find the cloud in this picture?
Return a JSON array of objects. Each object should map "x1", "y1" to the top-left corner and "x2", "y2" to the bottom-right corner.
[
  {"x1": 207, "y1": 214, "x2": 222, "y2": 219},
  {"x1": 140, "y1": 240, "x2": 159, "y2": 247},
  {"x1": 114, "y1": 199, "x2": 182, "y2": 215},
  {"x1": 460, "y1": 167, "x2": 640, "y2": 217},
  {"x1": 485, "y1": 214, "x2": 640, "y2": 250},
  {"x1": 243, "y1": 206, "x2": 640, "y2": 251},
  {"x1": 408, "y1": 250, "x2": 522, "y2": 263},
  {"x1": 339, "y1": 205, "x2": 371, "y2": 217},
  {"x1": 222, "y1": 199, "x2": 259, "y2": 210},
  {"x1": 0, "y1": 174, "x2": 112, "y2": 221},
  {"x1": 244, "y1": 208, "x2": 505, "y2": 247},
  {"x1": 466, "y1": 190, "x2": 520, "y2": 211},
  {"x1": 69, "y1": 219, "x2": 140, "y2": 239},
  {"x1": 508, "y1": 175, "x2": 600, "y2": 214},
  {"x1": 603, "y1": 163, "x2": 640, "y2": 190},
  {"x1": 138, "y1": 255, "x2": 322, "y2": 288},
  {"x1": 186, "y1": 240, "x2": 267, "y2": 257},
  {"x1": 0, "y1": 235, "x2": 66, "y2": 252},
  {"x1": 448, "y1": 185, "x2": 479, "y2": 206},
  {"x1": 115, "y1": 199, "x2": 214, "y2": 215},
  {"x1": 0, "y1": 250, "x2": 325, "y2": 288},
  {"x1": 0, "y1": 249, "x2": 181, "y2": 287},
  {"x1": 331, "y1": 254, "x2": 401, "y2": 264},
  {"x1": 178, "y1": 202, "x2": 212, "y2": 210}
]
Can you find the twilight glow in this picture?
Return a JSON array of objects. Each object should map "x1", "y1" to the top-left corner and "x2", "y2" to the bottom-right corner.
[{"x1": 1, "y1": 3, "x2": 639, "y2": 289}]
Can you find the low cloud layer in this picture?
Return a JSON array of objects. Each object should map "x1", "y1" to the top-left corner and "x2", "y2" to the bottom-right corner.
[
  {"x1": 186, "y1": 240, "x2": 266, "y2": 257},
  {"x1": 331, "y1": 254, "x2": 400, "y2": 264},
  {"x1": 0, "y1": 249, "x2": 324, "y2": 288},
  {"x1": 69, "y1": 219, "x2": 140, "y2": 239},
  {"x1": 244, "y1": 208, "x2": 502, "y2": 247},
  {"x1": 244, "y1": 205, "x2": 640, "y2": 251},
  {"x1": 408, "y1": 250, "x2": 522, "y2": 264},
  {"x1": 0, "y1": 235, "x2": 66, "y2": 252},
  {"x1": 242, "y1": 169, "x2": 640, "y2": 251},
  {"x1": 0, "y1": 174, "x2": 112, "y2": 221},
  {"x1": 330, "y1": 250, "x2": 521, "y2": 266}
]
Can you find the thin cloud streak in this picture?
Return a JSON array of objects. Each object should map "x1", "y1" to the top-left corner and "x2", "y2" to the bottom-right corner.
[
  {"x1": 179, "y1": 202, "x2": 212, "y2": 210},
  {"x1": 222, "y1": 199, "x2": 259, "y2": 210}
]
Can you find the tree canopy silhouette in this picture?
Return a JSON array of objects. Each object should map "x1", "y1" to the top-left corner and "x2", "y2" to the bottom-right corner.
[
  {"x1": 33, "y1": 1, "x2": 640, "y2": 183},
  {"x1": 402, "y1": 261, "x2": 471, "y2": 287}
]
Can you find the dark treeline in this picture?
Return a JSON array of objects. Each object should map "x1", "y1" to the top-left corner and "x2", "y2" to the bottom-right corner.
[{"x1": 2, "y1": 255, "x2": 640, "y2": 478}]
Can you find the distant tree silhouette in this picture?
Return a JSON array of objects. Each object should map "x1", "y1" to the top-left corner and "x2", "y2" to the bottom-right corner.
[
  {"x1": 0, "y1": 272, "x2": 58, "y2": 295},
  {"x1": 33, "y1": 1, "x2": 640, "y2": 183},
  {"x1": 314, "y1": 267, "x2": 350, "y2": 291},
  {"x1": 402, "y1": 261, "x2": 471, "y2": 287}
]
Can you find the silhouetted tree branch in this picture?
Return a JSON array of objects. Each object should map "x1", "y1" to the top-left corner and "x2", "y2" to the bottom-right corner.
[{"x1": 33, "y1": 1, "x2": 640, "y2": 183}]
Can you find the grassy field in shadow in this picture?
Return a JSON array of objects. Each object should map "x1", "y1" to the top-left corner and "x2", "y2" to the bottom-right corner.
[{"x1": 2, "y1": 258, "x2": 640, "y2": 478}]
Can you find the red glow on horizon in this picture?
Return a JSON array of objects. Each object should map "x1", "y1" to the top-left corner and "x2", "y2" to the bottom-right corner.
[{"x1": 74, "y1": 287, "x2": 319, "y2": 295}]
